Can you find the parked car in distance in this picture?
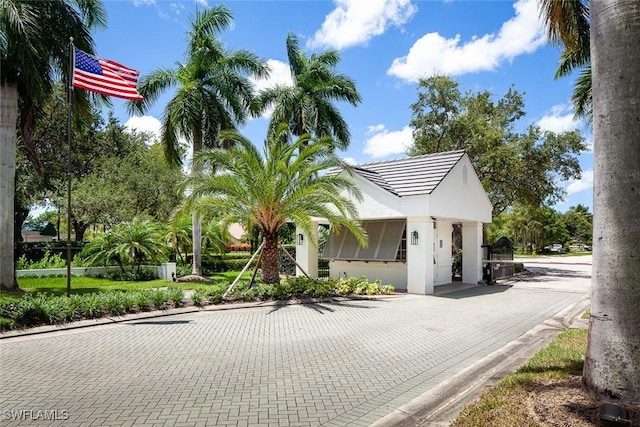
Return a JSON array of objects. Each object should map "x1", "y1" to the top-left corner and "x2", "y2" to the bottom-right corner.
[
  {"x1": 569, "y1": 243, "x2": 592, "y2": 251},
  {"x1": 544, "y1": 244, "x2": 564, "y2": 253}
]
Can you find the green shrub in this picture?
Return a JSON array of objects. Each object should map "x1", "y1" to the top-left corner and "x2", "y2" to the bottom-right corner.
[
  {"x1": 254, "y1": 283, "x2": 275, "y2": 300},
  {"x1": 13, "y1": 294, "x2": 48, "y2": 326},
  {"x1": 42, "y1": 296, "x2": 72, "y2": 323},
  {"x1": 381, "y1": 285, "x2": 395, "y2": 295},
  {"x1": 134, "y1": 290, "x2": 154, "y2": 311},
  {"x1": 202, "y1": 258, "x2": 255, "y2": 274},
  {"x1": 105, "y1": 292, "x2": 126, "y2": 316},
  {"x1": 196, "y1": 283, "x2": 226, "y2": 304},
  {"x1": 221, "y1": 252, "x2": 252, "y2": 260},
  {"x1": 167, "y1": 287, "x2": 185, "y2": 307},
  {"x1": 74, "y1": 293, "x2": 105, "y2": 318},
  {"x1": 227, "y1": 282, "x2": 255, "y2": 301},
  {"x1": 0, "y1": 317, "x2": 15, "y2": 331},
  {"x1": 175, "y1": 262, "x2": 192, "y2": 278},
  {"x1": 151, "y1": 290, "x2": 168, "y2": 310},
  {"x1": 106, "y1": 268, "x2": 155, "y2": 282},
  {"x1": 120, "y1": 292, "x2": 137, "y2": 313},
  {"x1": 192, "y1": 290, "x2": 205, "y2": 306},
  {"x1": 15, "y1": 251, "x2": 67, "y2": 270},
  {"x1": 335, "y1": 276, "x2": 359, "y2": 295},
  {"x1": 272, "y1": 283, "x2": 293, "y2": 300}
]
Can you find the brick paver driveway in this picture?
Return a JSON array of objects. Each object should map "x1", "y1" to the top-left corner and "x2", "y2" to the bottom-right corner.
[{"x1": 0, "y1": 259, "x2": 590, "y2": 426}]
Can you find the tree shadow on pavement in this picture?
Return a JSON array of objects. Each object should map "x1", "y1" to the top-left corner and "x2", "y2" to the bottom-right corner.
[
  {"x1": 128, "y1": 320, "x2": 193, "y2": 325},
  {"x1": 511, "y1": 267, "x2": 591, "y2": 282},
  {"x1": 434, "y1": 285, "x2": 512, "y2": 299},
  {"x1": 266, "y1": 298, "x2": 378, "y2": 315}
]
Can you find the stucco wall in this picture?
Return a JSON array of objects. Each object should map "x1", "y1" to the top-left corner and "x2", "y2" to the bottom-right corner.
[
  {"x1": 429, "y1": 157, "x2": 492, "y2": 223},
  {"x1": 329, "y1": 260, "x2": 407, "y2": 290}
]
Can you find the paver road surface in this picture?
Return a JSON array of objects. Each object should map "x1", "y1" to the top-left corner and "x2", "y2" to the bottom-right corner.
[{"x1": 0, "y1": 258, "x2": 590, "y2": 426}]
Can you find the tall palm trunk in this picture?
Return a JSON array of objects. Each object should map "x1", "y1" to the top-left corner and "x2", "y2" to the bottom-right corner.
[
  {"x1": 583, "y1": 0, "x2": 640, "y2": 404},
  {"x1": 191, "y1": 127, "x2": 203, "y2": 276},
  {"x1": 0, "y1": 84, "x2": 19, "y2": 292},
  {"x1": 261, "y1": 231, "x2": 280, "y2": 284}
]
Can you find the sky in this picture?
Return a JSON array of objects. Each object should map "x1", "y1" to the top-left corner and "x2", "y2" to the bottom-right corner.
[{"x1": 90, "y1": 0, "x2": 593, "y2": 213}]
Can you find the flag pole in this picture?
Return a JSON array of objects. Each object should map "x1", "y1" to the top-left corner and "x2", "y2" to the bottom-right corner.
[{"x1": 66, "y1": 37, "x2": 74, "y2": 297}]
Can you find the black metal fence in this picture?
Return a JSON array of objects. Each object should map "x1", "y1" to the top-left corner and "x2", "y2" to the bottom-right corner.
[{"x1": 483, "y1": 236, "x2": 514, "y2": 283}]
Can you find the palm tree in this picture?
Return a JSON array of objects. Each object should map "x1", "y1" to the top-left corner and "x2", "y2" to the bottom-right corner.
[
  {"x1": 81, "y1": 218, "x2": 167, "y2": 273},
  {"x1": 582, "y1": 0, "x2": 640, "y2": 404},
  {"x1": 539, "y1": 0, "x2": 592, "y2": 121},
  {"x1": 163, "y1": 213, "x2": 192, "y2": 264},
  {"x1": 255, "y1": 33, "x2": 362, "y2": 149},
  {"x1": 0, "y1": 0, "x2": 105, "y2": 292},
  {"x1": 202, "y1": 218, "x2": 231, "y2": 255},
  {"x1": 183, "y1": 125, "x2": 366, "y2": 284},
  {"x1": 128, "y1": 5, "x2": 269, "y2": 277}
]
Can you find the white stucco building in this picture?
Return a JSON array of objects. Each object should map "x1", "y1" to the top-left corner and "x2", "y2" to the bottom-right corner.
[{"x1": 295, "y1": 150, "x2": 492, "y2": 295}]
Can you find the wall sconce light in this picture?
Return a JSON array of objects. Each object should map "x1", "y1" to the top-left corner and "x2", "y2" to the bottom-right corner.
[
  {"x1": 411, "y1": 231, "x2": 419, "y2": 245},
  {"x1": 297, "y1": 233, "x2": 304, "y2": 245}
]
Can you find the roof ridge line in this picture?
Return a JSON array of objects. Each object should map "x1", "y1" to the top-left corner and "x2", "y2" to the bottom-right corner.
[{"x1": 354, "y1": 149, "x2": 465, "y2": 168}]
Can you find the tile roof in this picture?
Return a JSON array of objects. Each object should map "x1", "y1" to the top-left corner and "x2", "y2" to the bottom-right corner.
[{"x1": 353, "y1": 150, "x2": 465, "y2": 197}]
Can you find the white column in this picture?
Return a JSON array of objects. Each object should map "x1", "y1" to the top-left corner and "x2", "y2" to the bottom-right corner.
[
  {"x1": 406, "y1": 218, "x2": 435, "y2": 295},
  {"x1": 295, "y1": 224, "x2": 318, "y2": 278},
  {"x1": 462, "y1": 221, "x2": 483, "y2": 284}
]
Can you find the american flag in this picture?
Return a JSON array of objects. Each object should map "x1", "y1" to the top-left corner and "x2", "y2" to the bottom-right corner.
[{"x1": 72, "y1": 47, "x2": 143, "y2": 101}]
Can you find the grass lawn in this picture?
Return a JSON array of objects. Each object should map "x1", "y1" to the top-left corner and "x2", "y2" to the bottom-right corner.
[
  {"x1": 451, "y1": 328, "x2": 588, "y2": 426},
  {"x1": 0, "y1": 271, "x2": 252, "y2": 303}
]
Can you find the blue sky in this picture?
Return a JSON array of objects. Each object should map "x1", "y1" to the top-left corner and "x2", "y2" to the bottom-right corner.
[{"x1": 91, "y1": 0, "x2": 593, "y2": 213}]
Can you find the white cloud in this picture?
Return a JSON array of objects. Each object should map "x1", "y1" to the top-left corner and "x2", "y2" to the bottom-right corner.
[
  {"x1": 169, "y1": 2, "x2": 185, "y2": 15},
  {"x1": 308, "y1": 0, "x2": 417, "y2": 50},
  {"x1": 538, "y1": 104, "x2": 581, "y2": 133},
  {"x1": 567, "y1": 170, "x2": 593, "y2": 195},
  {"x1": 363, "y1": 124, "x2": 413, "y2": 158},
  {"x1": 251, "y1": 59, "x2": 293, "y2": 93},
  {"x1": 133, "y1": 0, "x2": 155, "y2": 6},
  {"x1": 387, "y1": 0, "x2": 545, "y2": 81},
  {"x1": 342, "y1": 156, "x2": 357, "y2": 165},
  {"x1": 250, "y1": 59, "x2": 294, "y2": 119},
  {"x1": 124, "y1": 115, "x2": 162, "y2": 141}
]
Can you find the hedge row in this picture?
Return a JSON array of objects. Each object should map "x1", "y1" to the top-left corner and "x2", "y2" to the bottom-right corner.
[
  {"x1": 192, "y1": 275, "x2": 394, "y2": 306},
  {"x1": 0, "y1": 288, "x2": 184, "y2": 331},
  {"x1": 1, "y1": 276, "x2": 394, "y2": 332}
]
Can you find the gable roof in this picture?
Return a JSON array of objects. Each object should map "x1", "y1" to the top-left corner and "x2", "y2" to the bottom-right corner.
[{"x1": 352, "y1": 150, "x2": 466, "y2": 197}]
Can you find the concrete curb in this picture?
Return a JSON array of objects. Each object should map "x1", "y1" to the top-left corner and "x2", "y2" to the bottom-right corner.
[
  {"x1": 372, "y1": 293, "x2": 591, "y2": 427},
  {"x1": 0, "y1": 294, "x2": 402, "y2": 341}
]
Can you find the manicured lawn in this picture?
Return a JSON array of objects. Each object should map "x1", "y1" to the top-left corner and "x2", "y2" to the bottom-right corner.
[{"x1": 0, "y1": 271, "x2": 252, "y2": 302}]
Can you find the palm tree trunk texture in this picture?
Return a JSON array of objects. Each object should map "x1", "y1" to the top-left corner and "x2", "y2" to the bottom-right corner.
[
  {"x1": 191, "y1": 212, "x2": 202, "y2": 276},
  {"x1": 191, "y1": 128, "x2": 203, "y2": 277},
  {"x1": 261, "y1": 231, "x2": 280, "y2": 284},
  {"x1": 583, "y1": 0, "x2": 640, "y2": 404},
  {"x1": 0, "y1": 84, "x2": 19, "y2": 291}
]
